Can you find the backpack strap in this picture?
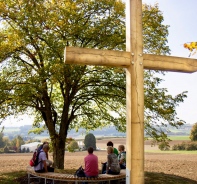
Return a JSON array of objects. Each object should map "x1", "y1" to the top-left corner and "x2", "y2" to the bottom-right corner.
[{"x1": 36, "y1": 150, "x2": 44, "y2": 166}]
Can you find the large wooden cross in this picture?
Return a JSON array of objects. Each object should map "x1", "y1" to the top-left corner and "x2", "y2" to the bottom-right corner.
[{"x1": 64, "y1": 0, "x2": 197, "y2": 183}]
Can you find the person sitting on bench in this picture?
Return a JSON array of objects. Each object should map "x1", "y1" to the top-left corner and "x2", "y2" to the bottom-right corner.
[
  {"x1": 104, "y1": 146, "x2": 120, "y2": 175},
  {"x1": 34, "y1": 144, "x2": 54, "y2": 173},
  {"x1": 37, "y1": 141, "x2": 53, "y2": 167},
  {"x1": 84, "y1": 147, "x2": 99, "y2": 177},
  {"x1": 118, "y1": 145, "x2": 126, "y2": 169}
]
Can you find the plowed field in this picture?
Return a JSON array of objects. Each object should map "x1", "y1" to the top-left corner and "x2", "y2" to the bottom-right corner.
[{"x1": 0, "y1": 138, "x2": 197, "y2": 182}]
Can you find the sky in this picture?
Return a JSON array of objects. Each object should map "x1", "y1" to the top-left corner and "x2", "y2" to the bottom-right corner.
[
  {"x1": 142, "y1": 0, "x2": 197, "y2": 124},
  {"x1": 1, "y1": 0, "x2": 197, "y2": 127}
]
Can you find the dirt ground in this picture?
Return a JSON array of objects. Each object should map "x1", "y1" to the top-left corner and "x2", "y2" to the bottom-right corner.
[{"x1": 0, "y1": 138, "x2": 197, "y2": 182}]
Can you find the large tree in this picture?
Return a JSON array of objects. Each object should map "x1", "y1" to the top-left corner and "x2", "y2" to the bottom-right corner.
[{"x1": 0, "y1": 1, "x2": 186, "y2": 168}]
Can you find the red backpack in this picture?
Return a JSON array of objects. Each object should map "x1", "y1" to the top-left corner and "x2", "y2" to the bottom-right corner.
[{"x1": 29, "y1": 150, "x2": 43, "y2": 167}]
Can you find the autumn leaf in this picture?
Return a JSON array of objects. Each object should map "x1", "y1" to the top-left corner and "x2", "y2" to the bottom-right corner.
[{"x1": 183, "y1": 42, "x2": 197, "y2": 56}]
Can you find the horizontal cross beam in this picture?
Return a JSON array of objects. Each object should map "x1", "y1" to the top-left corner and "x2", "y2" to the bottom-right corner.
[{"x1": 64, "y1": 47, "x2": 197, "y2": 73}]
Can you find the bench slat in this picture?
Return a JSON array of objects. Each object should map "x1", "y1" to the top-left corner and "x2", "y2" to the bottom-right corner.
[{"x1": 27, "y1": 166, "x2": 126, "y2": 182}]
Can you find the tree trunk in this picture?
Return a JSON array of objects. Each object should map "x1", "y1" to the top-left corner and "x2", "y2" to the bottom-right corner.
[{"x1": 52, "y1": 134, "x2": 66, "y2": 169}]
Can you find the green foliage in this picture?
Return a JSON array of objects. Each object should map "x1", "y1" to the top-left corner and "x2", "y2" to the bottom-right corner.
[
  {"x1": 189, "y1": 123, "x2": 197, "y2": 141},
  {"x1": 0, "y1": 148, "x2": 3, "y2": 153},
  {"x1": 185, "y1": 142, "x2": 197, "y2": 151},
  {"x1": 66, "y1": 138, "x2": 75, "y2": 145},
  {"x1": 84, "y1": 133, "x2": 96, "y2": 150},
  {"x1": 144, "y1": 72, "x2": 187, "y2": 144},
  {"x1": 158, "y1": 141, "x2": 170, "y2": 151},
  {"x1": 22, "y1": 147, "x2": 26, "y2": 153},
  {"x1": 3, "y1": 137, "x2": 10, "y2": 147},
  {"x1": 48, "y1": 142, "x2": 53, "y2": 153},
  {"x1": 11, "y1": 135, "x2": 25, "y2": 151},
  {"x1": 67, "y1": 140, "x2": 79, "y2": 152},
  {"x1": 142, "y1": 4, "x2": 170, "y2": 55},
  {"x1": 172, "y1": 141, "x2": 197, "y2": 151},
  {"x1": 3, "y1": 145, "x2": 9, "y2": 153},
  {"x1": 28, "y1": 128, "x2": 45, "y2": 135},
  {"x1": 0, "y1": 0, "x2": 187, "y2": 168},
  {"x1": 0, "y1": 132, "x2": 5, "y2": 148}
]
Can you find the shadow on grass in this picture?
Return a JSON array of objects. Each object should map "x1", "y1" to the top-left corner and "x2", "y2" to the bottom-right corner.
[
  {"x1": 0, "y1": 171, "x2": 26, "y2": 184},
  {"x1": 145, "y1": 172, "x2": 197, "y2": 184},
  {"x1": 0, "y1": 170, "x2": 197, "y2": 184}
]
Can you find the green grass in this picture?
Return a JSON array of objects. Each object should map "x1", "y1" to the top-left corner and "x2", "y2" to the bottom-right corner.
[
  {"x1": 168, "y1": 136, "x2": 190, "y2": 140},
  {"x1": 0, "y1": 171, "x2": 26, "y2": 184}
]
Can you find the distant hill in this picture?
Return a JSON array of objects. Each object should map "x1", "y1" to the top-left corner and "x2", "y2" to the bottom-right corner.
[
  {"x1": 2, "y1": 123, "x2": 193, "y2": 140},
  {"x1": 2, "y1": 125, "x2": 126, "y2": 140},
  {"x1": 68, "y1": 127, "x2": 126, "y2": 139}
]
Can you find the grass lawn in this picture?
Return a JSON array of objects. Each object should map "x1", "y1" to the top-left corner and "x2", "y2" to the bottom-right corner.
[
  {"x1": 0, "y1": 171, "x2": 26, "y2": 184},
  {"x1": 1, "y1": 171, "x2": 197, "y2": 184}
]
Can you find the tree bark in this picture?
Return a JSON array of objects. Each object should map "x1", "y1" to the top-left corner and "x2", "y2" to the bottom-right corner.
[
  {"x1": 52, "y1": 134, "x2": 66, "y2": 169},
  {"x1": 41, "y1": 88, "x2": 67, "y2": 169}
]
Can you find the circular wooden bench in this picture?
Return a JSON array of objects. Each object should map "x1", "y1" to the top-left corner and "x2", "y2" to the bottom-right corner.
[{"x1": 27, "y1": 166, "x2": 126, "y2": 184}]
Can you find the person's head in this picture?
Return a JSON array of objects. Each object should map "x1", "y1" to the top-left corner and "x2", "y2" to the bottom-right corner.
[
  {"x1": 43, "y1": 141, "x2": 49, "y2": 145},
  {"x1": 107, "y1": 141, "x2": 113, "y2": 147},
  {"x1": 118, "y1": 145, "x2": 125, "y2": 152},
  {"x1": 87, "y1": 147, "x2": 94, "y2": 154},
  {"x1": 43, "y1": 144, "x2": 50, "y2": 153},
  {"x1": 107, "y1": 146, "x2": 113, "y2": 154}
]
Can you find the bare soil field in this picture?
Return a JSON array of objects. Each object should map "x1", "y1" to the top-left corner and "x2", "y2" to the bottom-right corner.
[{"x1": 0, "y1": 138, "x2": 197, "y2": 182}]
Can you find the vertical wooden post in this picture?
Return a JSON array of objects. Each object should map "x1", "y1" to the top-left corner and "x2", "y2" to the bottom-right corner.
[{"x1": 126, "y1": 0, "x2": 144, "y2": 183}]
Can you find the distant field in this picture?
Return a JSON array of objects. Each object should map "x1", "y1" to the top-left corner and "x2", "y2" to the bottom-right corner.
[
  {"x1": 3, "y1": 128, "x2": 20, "y2": 133},
  {"x1": 34, "y1": 135, "x2": 49, "y2": 140},
  {"x1": 145, "y1": 150, "x2": 197, "y2": 154},
  {"x1": 170, "y1": 129, "x2": 190, "y2": 133},
  {"x1": 168, "y1": 136, "x2": 190, "y2": 140}
]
